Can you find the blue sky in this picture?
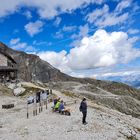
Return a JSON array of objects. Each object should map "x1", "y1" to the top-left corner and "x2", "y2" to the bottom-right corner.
[{"x1": 0, "y1": 0, "x2": 140, "y2": 81}]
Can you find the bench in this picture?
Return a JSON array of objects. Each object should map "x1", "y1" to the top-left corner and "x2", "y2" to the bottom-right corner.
[
  {"x1": 2, "y1": 104, "x2": 14, "y2": 109},
  {"x1": 51, "y1": 106, "x2": 71, "y2": 116}
]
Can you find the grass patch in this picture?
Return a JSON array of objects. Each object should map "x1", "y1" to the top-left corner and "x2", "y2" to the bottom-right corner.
[
  {"x1": 0, "y1": 85, "x2": 13, "y2": 96},
  {"x1": 19, "y1": 87, "x2": 40, "y2": 98}
]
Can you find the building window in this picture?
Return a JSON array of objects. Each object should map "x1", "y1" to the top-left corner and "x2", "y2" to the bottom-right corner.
[{"x1": 7, "y1": 61, "x2": 14, "y2": 67}]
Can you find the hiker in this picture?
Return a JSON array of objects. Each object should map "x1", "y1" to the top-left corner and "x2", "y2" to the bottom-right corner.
[
  {"x1": 53, "y1": 98, "x2": 58, "y2": 107},
  {"x1": 54, "y1": 98, "x2": 61, "y2": 111},
  {"x1": 59, "y1": 100, "x2": 71, "y2": 115},
  {"x1": 36, "y1": 91, "x2": 41, "y2": 103},
  {"x1": 79, "y1": 97, "x2": 87, "y2": 125}
]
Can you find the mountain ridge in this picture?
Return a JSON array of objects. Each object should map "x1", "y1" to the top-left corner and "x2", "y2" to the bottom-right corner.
[
  {"x1": 0, "y1": 41, "x2": 139, "y2": 97},
  {"x1": 0, "y1": 42, "x2": 74, "y2": 82}
]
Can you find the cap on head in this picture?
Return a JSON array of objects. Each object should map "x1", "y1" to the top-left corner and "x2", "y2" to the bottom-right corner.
[{"x1": 83, "y1": 97, "x2": 86, "y2": 101}]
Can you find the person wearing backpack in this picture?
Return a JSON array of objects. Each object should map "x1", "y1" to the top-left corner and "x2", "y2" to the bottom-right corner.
[{"x1": 79, "y1": 97, "x2": 88, "y2": 125}]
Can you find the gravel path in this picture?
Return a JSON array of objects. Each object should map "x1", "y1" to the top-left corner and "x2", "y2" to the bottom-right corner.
[{"x1": 0, "y1": 90, "x2": 140, "y2": 140}]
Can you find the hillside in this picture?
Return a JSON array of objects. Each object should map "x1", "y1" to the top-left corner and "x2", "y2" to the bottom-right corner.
[
  {"x1": 0, "y1": 42, "x2": 140, "y2": 118},
  {"x1": 0, "y1": 42, "x2": 73, "y2": 82}
]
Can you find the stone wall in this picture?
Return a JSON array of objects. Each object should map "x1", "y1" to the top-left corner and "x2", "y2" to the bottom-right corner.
[{"x1": 0, "y1": 53, "x2": 7, "y2": 66}]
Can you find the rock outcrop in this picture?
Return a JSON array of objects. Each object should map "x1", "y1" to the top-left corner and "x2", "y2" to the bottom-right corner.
[{"x1": 0, "y1": 42, "x2": 73, "y2": 82}]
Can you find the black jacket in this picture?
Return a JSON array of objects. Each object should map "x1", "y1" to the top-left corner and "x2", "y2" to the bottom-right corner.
[{"x1": 80, "y1": 101, "x2": 87, "y2": 112}]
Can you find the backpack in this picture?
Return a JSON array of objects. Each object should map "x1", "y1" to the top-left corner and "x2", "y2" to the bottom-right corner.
[{"x1": 79, "y1": 104, "x2": 82, "y2": 112}]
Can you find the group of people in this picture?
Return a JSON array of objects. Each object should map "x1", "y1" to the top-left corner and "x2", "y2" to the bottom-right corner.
[
  {"x1": 53, "y1": 97, "x2": 88, "y2": 125},
  {"x1": 53, "y1": 97, "x2": 71, "y2": 116},
  {"x1": 28, "y1": 90, "x2": 88, "y2": 125}
]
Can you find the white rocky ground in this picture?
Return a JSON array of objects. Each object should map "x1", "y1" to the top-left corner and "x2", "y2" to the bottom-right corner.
[{"x1": 0, "y1": 89, "x2": 140, "y2": 140}]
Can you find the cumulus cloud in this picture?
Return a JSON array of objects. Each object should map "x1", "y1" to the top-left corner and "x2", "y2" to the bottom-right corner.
[
  {"x1": 0, "y1": 0, "x2": 21, "y2": 17},
  {"x1": 37, "y1": 29, "x2": 140, "y2": 74},
  {"x1": 10, "y1": 38, "x2": 20, "y2": 45},
  {"x1": 23, "y1": 11, "x2": 32, "y2": 19},
  {"x1": 24, "y1": 20, "x2": 44, "y2": 37},
  {"x1": 86, "y1": 4, "x2": 129, "y2": 27},
  {"x1": 10, "y1": 38, "x2": 36, "y2": 52},
  {"x1": 128, "y1": 29, "x2": 140, "y2": 35},
  {"x1": 0, "y1": 0, "x2": 102, "y2": 18},
  {"x1": 38, "y1": 50, "x2": 71, "y2": 73},
  {"x1": 71, "y1": 24, "x2": 89, "y2": 47}
]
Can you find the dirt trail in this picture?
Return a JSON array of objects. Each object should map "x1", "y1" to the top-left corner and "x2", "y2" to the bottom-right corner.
[{"x1": 72, "y1": 84, "x2": 119, "y2": 98}]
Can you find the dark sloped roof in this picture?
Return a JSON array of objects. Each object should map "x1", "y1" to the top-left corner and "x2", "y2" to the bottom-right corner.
[
  {"x1": 0, "y1": 66, "x2": 17, "y2": 71},
  {"x1": 0, "y1": 50, "x2": 16, "y2": 64}
]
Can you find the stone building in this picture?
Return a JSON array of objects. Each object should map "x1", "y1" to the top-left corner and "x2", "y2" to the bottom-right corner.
[{"x1": 0, "y1": 51, "x2": 17, "y2": 82}]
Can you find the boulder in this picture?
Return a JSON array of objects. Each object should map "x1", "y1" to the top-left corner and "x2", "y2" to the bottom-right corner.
[
  {"x1": 8, "y1": 83, "x2": 16, "y2": 90},
  {"x1": 14, "y1": 87, "x2": 25, "y2": 96}
]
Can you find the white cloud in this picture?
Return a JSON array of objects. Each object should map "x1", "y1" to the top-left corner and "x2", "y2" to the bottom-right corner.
[
  {"x1": 62, "y1": 25, "x2": 77, "y2": 32},
  {"x1": 10, "y1": 38, "x2": 20, "y2": 45},
  {"x1": 24, "y1": 20, "x2": 44, "y2": 37},
  {"x1": 0, "y1": 0, "x2": 21, "y2": 17},
  {"x1": 97, "y1": 71, "x2": 139, "y2": 78},
  {"x1": 10, "y1": 38, "x2": 36, "y2": 52},
  {"x1": 54, "y1": 17, "x2": 61, "y2": 26},
  {"x1": 91, "y1": 69, "x2": 140, "y2": 82},
  {"x1": 69, "y1": 66, "x2": 140, "y2": 79},
  {"x1": 71, "y1": 24, "x2": 89, "y2": 46},
  {"x1": 33, "y1": 40, "x2": 49, "y2": 46},
  {"x1": 23, "y1": 11, "x2": 32, "y2": 19},
  {"x1": 128, "y1": 29, "x2": 140, "y2": 34},
  {"x1": 54, "y1": 31, "x2": 64, "y2": 39},
  {"x1": 86, "y1": 4, "x2": 129, "y2": 27},
  {"x1": 96, "y1": 13, "x2": 128, "y2": 27},
  {"x1": 0, "y1": 0, "x2": 103, "y2": 18},
  {"x1": 38, "y1": 50, "x2": 71, "y2": 73},
  {"x1": 87, "y1": 4, "x2": 109, "y2": 23},
  {"x1": 37, "y1": 29, "x2": 140, "y2": 74},
  {"x1": 12, "y1": 43, "x2": 35, "y2": 52},
  {"x1": 115, "y1": 0, "x2": 132, "y2": 13}
]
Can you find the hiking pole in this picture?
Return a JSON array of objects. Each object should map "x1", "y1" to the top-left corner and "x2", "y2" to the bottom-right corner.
[
  {"x1": 27, "y1": 103, "x2": 29, "y2": 119},
  {"x1": 33, "y1": 101, "x2": 35, "y2": 116},
  {"x1": 39, "y1": 102, "x2": 41, "y2": 113},
  {"x1": 46, "y1": 99, "x2": 47, "y2": 109},
  {"x1": 41, "y1": 101, "x2": 43, "y2": 112},
  {"x1": 35, "y1": 96, "x2": 37, "y2": 116},
  {"x1": 35, "y1": 102, "x2": 37, "y2": 115}
]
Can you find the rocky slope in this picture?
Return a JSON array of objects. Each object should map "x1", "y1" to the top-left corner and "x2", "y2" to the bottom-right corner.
[
  {"x1": 0, "y1": 87, "x2": 140, "y2": 140},
  {"x1": 0, "y1": 42, "x2": 73, "y2": 82},
  {"x1": 53, "y1": 81, "x2": 140, "y2": 118}
]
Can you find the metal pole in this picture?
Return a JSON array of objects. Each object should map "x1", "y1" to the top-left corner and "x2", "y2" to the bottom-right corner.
[
  {"x1": 35, "y1": 96, "x2": 37, "y2": 115},
  {"x1": 41, "y1": 101, "x2": 43, "y2": 112},
  {"x1": 27, "y1": 103, "x2": 29, "y2": 119},
  {"x1": 39, "y1": 102, "x2": 41, "y2": 113}
]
